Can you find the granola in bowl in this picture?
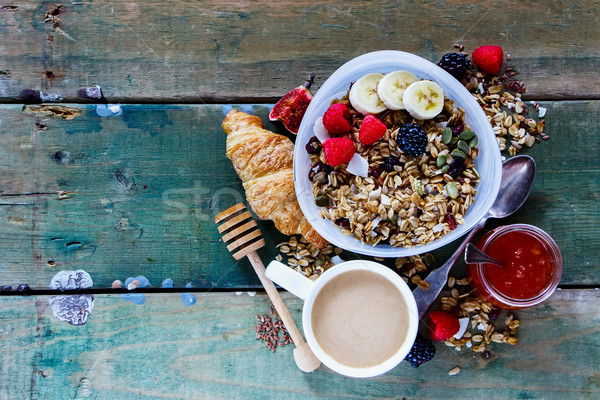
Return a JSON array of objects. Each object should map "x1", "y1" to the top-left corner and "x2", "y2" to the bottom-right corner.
[{"x1": 307, "y1": 90, "x2": 480, "y2": 248}]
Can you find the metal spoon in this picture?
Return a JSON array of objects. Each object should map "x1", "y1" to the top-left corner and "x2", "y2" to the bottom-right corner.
[
  {"x1": 413, "y1": 155, "x2": 536, "y2": 320},
  {"x1": 464, "y1": 243, "x2": 504, "y2": 267}
]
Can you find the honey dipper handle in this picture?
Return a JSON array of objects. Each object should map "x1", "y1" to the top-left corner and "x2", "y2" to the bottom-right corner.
[{"x1": 246, "y1": 251, "x2": 321, "y2": 372}]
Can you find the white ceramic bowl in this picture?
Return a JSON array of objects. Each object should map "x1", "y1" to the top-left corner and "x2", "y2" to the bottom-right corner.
[{"x1": 294, "y1": 50, "x2": 502, "y2": 257}]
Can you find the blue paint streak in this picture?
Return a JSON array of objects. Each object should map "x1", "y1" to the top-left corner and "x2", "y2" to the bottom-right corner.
[
  {"x1": 222, "y1": 104, "x2": 233, "y2": 115},
  {"x1": 240, "y1": 104, "x2": 254, "y2": 114},
  {"x1": 161, "y1": 278, "x2": 173, "y2": 288},
  {"x1": 181, "y1": 283, "x2": 197, "y2": 306},
  {"x1": 124, "y1": 276, "x2": 150, "y2": 288},
  {"x1": 119, "y1": 275, "x2": 150, "y2": 305},
  {"x1": 96, "y1": 104, "x2": 123, "y2": 117},
  {"x1": 119, "y1": 293, "x2": 146, "y2": 305}
]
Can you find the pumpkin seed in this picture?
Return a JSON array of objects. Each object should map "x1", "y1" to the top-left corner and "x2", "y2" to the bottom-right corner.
[
  {"x1": 413, "y1": 179, "x2": 424, "y2": 196},
  {"x1": 459, "y1": 130, "x2": 475, "y2": 140},
  {"x1": 423, "y1": 253, "x2": 435, "y2": 267},
  {"x1": 457, "y1": 140, "x2": 471, "y2": 155},
  {"x1": 315, "y1": 195, "x2": 329, "y2": 207},
  {"x1": 469, "y1": 134, "x2": 478, "y2": 147},
  {"x1": 445, "y1": 182, "x2": 459, "y2": 198},
  {"x1": 442, "y1": 165, "x2": 449, "y2": 174},
  {"x1": 451, "y1": 149, "x2": 467, "y2": 159},
  {"x1": 442, "y1": 128, "x2": 452, "y2": 144},
  {"x1": 436, "y1": 153, "x2": 448, "y2": 168}
]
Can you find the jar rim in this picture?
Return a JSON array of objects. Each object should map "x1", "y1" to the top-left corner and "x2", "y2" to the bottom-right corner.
[{"x1": 475, "y1": 224, "x2": 562, "y2": 308}]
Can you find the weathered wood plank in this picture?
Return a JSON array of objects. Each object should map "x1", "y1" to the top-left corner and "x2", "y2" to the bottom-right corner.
[
  {"x1": 0, "y1": 102, "x2": 598, "y2": 289},
  {"x1": 0, "y1": 290, "x2": 598, "y2": 399},
  {"x1": 0, "y1": 0, "x2": 599, "y2": 102}
]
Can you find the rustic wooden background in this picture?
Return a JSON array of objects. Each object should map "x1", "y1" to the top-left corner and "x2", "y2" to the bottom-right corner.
[{"x1": 0, "y1": 0, "x2": 599, "y2": 398}]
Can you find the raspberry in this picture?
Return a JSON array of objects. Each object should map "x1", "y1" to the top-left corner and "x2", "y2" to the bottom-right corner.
[
  {"x1": 405, "y1": 334, "x2": 436, "y2": 368},
  {"x1": 358, "y1": 115, "x2": 387, "y2": 145},
  {"x1": 438, "y1": 53, "x2": 469, "y2": 80},
  {"x1": 322, "y1": 137, "x2": 355, "y2": 166},
  {"x1": 428, "y1": 310, "x2": 460, "y2": 341},
  {"x1": 472, "y1": 45, "x2": 504, "y2": 74},
  {"x1": 397, "y1": 124, "x2": 428, "y2": 157},
  {"x1": 322, "y1": 103, "x2": 352, "y2": 134}
]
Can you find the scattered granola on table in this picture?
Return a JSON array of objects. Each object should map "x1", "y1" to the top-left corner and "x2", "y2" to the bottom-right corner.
[
  {"x1": 275, "y1": 235, "x2": 342, "y2": 281},
  {"x1": 439, "y1": 45, "x2": 549, "y2": 158},
  {"x1": 440, "y1": 275, "x2": 519, "y2": 356}
]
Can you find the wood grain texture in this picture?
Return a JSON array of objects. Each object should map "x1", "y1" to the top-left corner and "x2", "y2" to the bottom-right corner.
[
  {"x1": 0, "y1": 290, "x2": 598, "y2": 399},
  {"x1": 0, "y1": 102, "x2": 597, "y2": 289},
  {"x1": 0, "y1": 0, "x2": 599, "y2": 102}
]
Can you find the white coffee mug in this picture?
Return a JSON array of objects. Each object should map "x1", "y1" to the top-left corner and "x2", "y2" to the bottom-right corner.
[{"x1": 266, "y1": 259, "x2": 418, "y2": 378}]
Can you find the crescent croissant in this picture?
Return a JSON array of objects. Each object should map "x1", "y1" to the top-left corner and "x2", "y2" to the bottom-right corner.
[{"x1": 222, "y1": 110, "x2": 328, "y2": 249}]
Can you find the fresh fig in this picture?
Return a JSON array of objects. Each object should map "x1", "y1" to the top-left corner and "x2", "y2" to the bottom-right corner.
[{"x1": 269, "y1": 73, "x2": 315, "y2": 134}]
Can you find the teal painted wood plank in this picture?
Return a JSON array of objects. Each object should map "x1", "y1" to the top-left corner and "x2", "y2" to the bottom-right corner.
[
  {"x1": 0, "y1": 102, "x2": 597, "y2": 289},
  {"x1": 0, "y1": 1, "x2": 599, "y2": 102},
  {"x1": 0, "y1": 290, "x2": 599, "y2": 399}
]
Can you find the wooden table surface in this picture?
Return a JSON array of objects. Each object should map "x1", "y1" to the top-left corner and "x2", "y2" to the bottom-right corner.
[{"x1": 1, "y1": 1, "x2": 599, "y2": 399}]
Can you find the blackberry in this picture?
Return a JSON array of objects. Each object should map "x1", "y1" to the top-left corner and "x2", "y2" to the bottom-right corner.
[
  {"x1": 305, "y1": 136, "x2": 322, "y2": 155},
  {"x1": 308, "y1": 161, "x2": 332, "y2": 182},
  {"x1": 405, "y1": 334, "x2": 436, "y2": 368},
  {"x1": 438, "y1": 53, "x2": 469, "y2": 80},
  {"x1": 398, "y1": 124, "x2": 428, "y2": 157},
  {"x1": 447, "y1": 158, "x2": 466, "y2": 179},
  {"x1": 382, "y1": 156, "x2": 401, "y2": 172}
]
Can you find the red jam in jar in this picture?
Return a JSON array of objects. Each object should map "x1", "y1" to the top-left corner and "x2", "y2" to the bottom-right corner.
[{"x1": 467, "y1": 224, "x2": 562, "y2": 309}]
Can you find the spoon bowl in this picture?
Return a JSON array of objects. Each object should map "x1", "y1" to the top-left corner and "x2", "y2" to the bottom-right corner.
[
  {"x1": 413, "y1": 155, "x2": 536, "y2": 319},
  {"x1": 465, "y1": 243, "x2": 504, "y2": 267}
]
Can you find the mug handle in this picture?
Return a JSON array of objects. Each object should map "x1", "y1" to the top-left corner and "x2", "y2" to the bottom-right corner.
[{"x1": 265, "y1": 260, "x2": 316, "y2": 301}]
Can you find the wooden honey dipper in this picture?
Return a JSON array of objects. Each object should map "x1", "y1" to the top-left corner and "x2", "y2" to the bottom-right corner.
[{"x1": 214, "y1": 203, "x2": 321, "y2": 373}]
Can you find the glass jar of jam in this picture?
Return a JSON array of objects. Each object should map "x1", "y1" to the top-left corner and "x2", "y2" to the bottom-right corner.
[{"x1": 467, "y1": 224, "x2": 562, "y2": 309}]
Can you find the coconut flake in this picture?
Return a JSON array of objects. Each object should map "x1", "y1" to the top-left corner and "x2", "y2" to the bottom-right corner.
[
  {"x1": 313, "y1": 117, "x2": 330, "y2": 143},
  {"x1": 538, "y1": 106, "x2": 547, "y2": 118},
  {"x1": 346, "y1": 153, "x2": 369, "y2": 177},
  {"x1": 478, "y1": 82, "x2": 485, "y2": 94},
  {"x1": 453, "y1": 317, "x2": 470, "y2": 339},
  {"x1": 380, "y1": 194, "x2": 391, "y2": 206},
  {"x1": 368, "y1": 187, "x2": 381, "y2": 201},
  {"x1": 371, "y1": 216, "x2": 382, "y2": 228},
  {"x1": 435, "y1": 121, "x2": 448, "y2": 129},
  {"x1": 433, "y1": 223, "x2": 446, "y2": 233},
  {"x1": 331, "y1": 255, "x2": 344, "y2": 265}
]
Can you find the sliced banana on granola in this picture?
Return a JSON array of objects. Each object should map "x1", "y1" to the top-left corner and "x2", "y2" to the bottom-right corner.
[
  {"x1": 349, "y1": 73, "x2": 387, "y2": 115},
  {"x1": 376, "y1": 70, "x2": 418, "y2": 110},
  {"x1": 403, "y1": 80, "x2": 445, "y2": 120}
]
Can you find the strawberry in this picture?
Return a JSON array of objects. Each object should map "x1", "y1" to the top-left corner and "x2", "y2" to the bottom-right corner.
[
  {"x1": 323, "y1": 103, "x2": 352, "y2": 134},
  {"x1": 428, "y1": 310, "x2": 460, "y2": 341},
  {"x1": 472, "y1": 45, "x2": 504, "y2": 74},
  {"x1": 322, "y1": 137, "x2": 355, "y2": 166},
  {"x1": 358, "y1": 115, "x2": 387, "y2": 145}
]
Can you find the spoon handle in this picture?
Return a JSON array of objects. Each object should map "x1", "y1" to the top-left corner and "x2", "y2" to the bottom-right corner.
[{"x1": 413, "y1": 218, "x2": 487, "y2": 320}]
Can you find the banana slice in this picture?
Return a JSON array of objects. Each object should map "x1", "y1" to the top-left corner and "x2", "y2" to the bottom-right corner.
[
  {"x1": 376, "y1": 70, "x2": 418, "y2": 110},
  {"x1": 349, "y1": 73, "x2": 387, "y2": 115},
  {"x1": 403, "y1": 80, "x2": 445, "y2": 120}
]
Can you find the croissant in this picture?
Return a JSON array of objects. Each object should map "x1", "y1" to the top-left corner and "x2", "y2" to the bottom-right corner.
[{"x1": 222, "y1": 110, "x2": 328, "y2": 249}]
